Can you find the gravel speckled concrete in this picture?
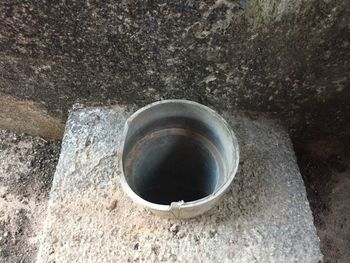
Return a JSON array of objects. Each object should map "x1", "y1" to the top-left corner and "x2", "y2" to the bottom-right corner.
[
  {"x1": 0, "y1": 0, "x2": 349, "y2": 141},
  {"x1": 37, "y1": 106, "x2": 322, "y2": 262},
  {"x1": 0, "y1": 129, "x2": 60, "y2": 263}
]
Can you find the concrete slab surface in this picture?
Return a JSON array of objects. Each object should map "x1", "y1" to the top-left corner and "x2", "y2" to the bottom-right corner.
[{"x1": 36, "y1": 105, "x2": 322, "y2": 263}]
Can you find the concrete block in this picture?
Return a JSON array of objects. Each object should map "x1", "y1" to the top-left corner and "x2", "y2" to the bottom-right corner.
[{"x1": 37, "y1": 105, "x2": 322, "y2": 262}]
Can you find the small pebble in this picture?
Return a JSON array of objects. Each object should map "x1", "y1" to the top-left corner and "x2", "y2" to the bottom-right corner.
[
  {"x1": 107, "y1": 200, "x2": 118, "y2": 211},
  {"x1": 169, "y1": 224, "x2": 180, "y2": 235}
]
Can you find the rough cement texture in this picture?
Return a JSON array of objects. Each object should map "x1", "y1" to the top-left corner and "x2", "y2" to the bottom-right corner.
[
  {"x1": 0, "y1": 129, "x2": 60, "y2": 263},
  {"x1": 0, "y1": 93, "x2": 64, "y2": 139},
  {"x1": 0, "y1": 0, "x2": 349, "y2": 141},
  {"x1": 297, "y1": 135, "x2": 350, "y2": 263},
  {"x1": 37, "y1": 106, "x2": 322, "y2": 262}
]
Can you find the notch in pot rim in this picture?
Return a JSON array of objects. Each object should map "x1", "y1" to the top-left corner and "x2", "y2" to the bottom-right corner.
[{"x1": 119, "y1": 99, "x2": 240, "y2": 214}]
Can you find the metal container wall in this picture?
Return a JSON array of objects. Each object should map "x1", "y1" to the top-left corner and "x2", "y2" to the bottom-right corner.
[{"x1": 120, "y1": 100, "x2": 239, "y2": 218}]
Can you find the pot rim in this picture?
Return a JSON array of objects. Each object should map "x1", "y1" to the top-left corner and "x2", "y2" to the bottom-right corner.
[{"x1": 119, "y1": 99, "x2": 240, "y2": 213}]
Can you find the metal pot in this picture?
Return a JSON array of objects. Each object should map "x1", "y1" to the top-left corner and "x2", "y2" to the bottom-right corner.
[{"x1": 120, "y1": 100, "x2": 239, "y2": 218}]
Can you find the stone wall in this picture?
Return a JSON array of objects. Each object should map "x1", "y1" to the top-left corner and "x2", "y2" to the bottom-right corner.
[{"x1": 0, "y1": 0, "x2": 349, "y2": 141}]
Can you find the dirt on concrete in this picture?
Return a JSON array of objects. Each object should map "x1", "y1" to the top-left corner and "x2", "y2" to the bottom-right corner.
[
  {"x1": 297, "y1": 136, "x2": 350, "y2": 263},
  {"x1": 0, "y1": 129, "x2": 60, "y2": 263},
  {"x1": 0, "y1": 125, "x2": 349, "y2": 262}
]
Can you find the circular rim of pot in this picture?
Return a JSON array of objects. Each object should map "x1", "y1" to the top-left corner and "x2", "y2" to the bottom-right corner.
[{"x1": 119, "y1": 99, "x2": 240, "y2": 217}]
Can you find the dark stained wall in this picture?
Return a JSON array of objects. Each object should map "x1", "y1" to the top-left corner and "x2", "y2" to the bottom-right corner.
[{"x1": 0, "y1": 0, "x2": 349, "y2": 141}]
